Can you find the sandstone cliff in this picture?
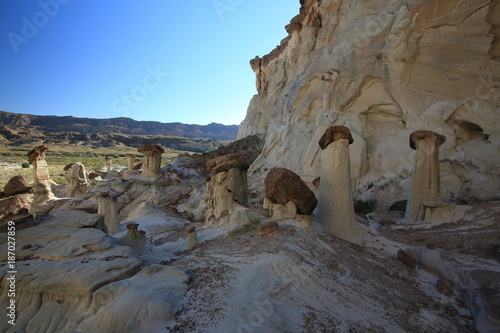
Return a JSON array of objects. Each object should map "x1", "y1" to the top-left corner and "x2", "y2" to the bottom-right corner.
[{"x1": 239, "y1": 0, "x2": 500, "y2": 208}]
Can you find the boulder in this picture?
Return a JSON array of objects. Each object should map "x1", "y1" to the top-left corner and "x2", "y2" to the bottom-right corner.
[
  {"x1": 3, "y1": 175, "x2": 31, "y2": 197},
  {"x1": 206, "y1": 153, "x2": 250, "y2": 174},
  {"x1": 264, "y1": 167, "x2": 317, "y2": 215}
]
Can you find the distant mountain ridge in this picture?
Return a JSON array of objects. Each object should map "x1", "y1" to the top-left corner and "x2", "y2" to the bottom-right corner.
[{"x1": 0, "y1": 111, "x2": 239, "y2": 141}]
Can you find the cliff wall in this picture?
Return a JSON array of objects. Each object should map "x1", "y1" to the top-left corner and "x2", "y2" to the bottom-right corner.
[{"x1": 239, "y1": 0, "x2": 500, "y2": 207}]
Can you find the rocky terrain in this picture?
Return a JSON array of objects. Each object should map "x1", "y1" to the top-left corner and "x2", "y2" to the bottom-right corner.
[{"x1": 1, "y1": 0, "x2": 499, "y2": 332}]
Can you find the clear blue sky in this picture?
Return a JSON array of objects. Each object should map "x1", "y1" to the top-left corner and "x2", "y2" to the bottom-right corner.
[{"x1": 0, "y1": 1, "x2": 299, "y2": 125}]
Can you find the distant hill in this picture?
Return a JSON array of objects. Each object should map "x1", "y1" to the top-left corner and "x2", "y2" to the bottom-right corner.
[{"x1": 0, "y1": 111, "x2": 239, "y2": 141}]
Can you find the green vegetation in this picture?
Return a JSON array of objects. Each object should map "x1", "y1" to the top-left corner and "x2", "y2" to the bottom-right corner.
[
  {"x1": 354, "y1": 198, "x2": 377, "y2": 215},
  {"x1": 229, "y1": 218, "x2": 261, "y2": 237}
]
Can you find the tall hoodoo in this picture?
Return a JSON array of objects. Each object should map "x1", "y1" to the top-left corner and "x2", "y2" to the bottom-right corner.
[
  {"x1": 137, "y1": 145, "x2": 165, "y2": 180},
  {"x1": 205, "y1": 153, "x2": 249, "y2": 223},
  {"x1": 105, "y1": 157, "x2": 113, "y2": 172},
  {"x1": 27, "y1": 145, "x2": 55, "y2": 203},
  {"x1": 404, "y1": 130, "x2": 447, "y2": 222},
  {"x1": 315, "y1": 126, "x2": 364, "y2": 244}
]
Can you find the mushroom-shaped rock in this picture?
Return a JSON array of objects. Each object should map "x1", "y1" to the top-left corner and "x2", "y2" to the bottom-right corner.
[
  {"x1": 3, "y1": 175, "x2": 31, "y2": 197},
  {"x1": 315, "y1": 126, "x2": 364, "y2": 244},
  {"x1": 318, "y1": 125, "x2": 354, "y2": 150},
  {"x1": 409, "y1": 130, "x2": 446, "y2": 150},
  {"x1": 206, "y1": 153, "x2": 250, "y2": 174},
  {"x1": 405, "y1": 130, "x2": 447, "y2": 222},
  {"x1": 27, "y1": 145, "x2": 55, "y2": 206},
  {"x1": 27, "y1": 145, "x2": 49, "y2": 164},
  {"x1": 137, "y1": 145, "x2": 164, "y2": 179},
  {"x1": 264, "y1": 168, "x2": 317, "y2": 215}
]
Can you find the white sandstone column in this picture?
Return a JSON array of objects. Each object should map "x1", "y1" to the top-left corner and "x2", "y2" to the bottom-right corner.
[
  {"x1": 315, "y1": 126, "x2": 363, "y2": 244},
  {"x1": 404, "y1": 130, "x2": 446, "y2": 222}
]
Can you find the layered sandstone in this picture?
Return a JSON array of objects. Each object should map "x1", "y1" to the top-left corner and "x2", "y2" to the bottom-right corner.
[{"x1": 239, "y1": 0, "x2": 500, "y2": 208}]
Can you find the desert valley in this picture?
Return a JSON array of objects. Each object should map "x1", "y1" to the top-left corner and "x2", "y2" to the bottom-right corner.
[{"x1": 1, "y1": 0, "x2": 500, "y2": 332}]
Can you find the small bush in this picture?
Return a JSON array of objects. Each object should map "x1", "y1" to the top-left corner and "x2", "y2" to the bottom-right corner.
[
  {"x1": 229, "y1": 218, "x2": 261, "y2": 237},
  {"x1": 354, "y1": 199, "x2": 377, "y2": 214},
  {"x1": 21, "y1": 162, "x2": 30, "y2": 168}
]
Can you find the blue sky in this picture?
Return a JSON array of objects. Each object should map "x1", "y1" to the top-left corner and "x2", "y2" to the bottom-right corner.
[{"x1": 0, "y1": 1, "x2": 299, "y2": 125}]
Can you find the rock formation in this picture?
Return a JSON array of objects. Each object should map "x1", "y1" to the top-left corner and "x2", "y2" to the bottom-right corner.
[
  {"x1": 65, "y1": 162, "x2": 89, "y2": 198},
  {"x1": 137, "y1": 145, "x2": 165, "y2": 180},
  {"x1": 315, "y1": 126, "x2": 364, "y2": 244},
  {"x1": 205, "y1": 153, "x2": 249, "y2": 223},
  {"x1": 27, "y1": 145, "x2": 55, "y2": 205},
  {"x1": 105, "y1": 157, "x2": 112, "y2": 172},
  {"x1": 97, "y1": 192, "x2": 120, "y2": 234},
  {"x1": 238, "y1": 0, "x2": 500, "y2": 209},
  {"x1": 126, "y1": 154, "x2": 136, "y2": 169},
  {"x1": 187, "y1": 226, "x2": 198, "y2": 250},
  {"x1": 3, "y1": 175, "x2": 31, "y2": 197},
  {"x1": 117, "y1": 222, "x2": 148, "y2": 253},
  {"x1": 264, "y1": 167, "x2": 317, "y2": 216},
  {"x1": 404, "y1": 130, "x2": 446, "y2": 222}
]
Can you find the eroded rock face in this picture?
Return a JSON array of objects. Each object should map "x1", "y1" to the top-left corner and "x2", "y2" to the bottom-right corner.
[
  {"x1": 3, "y1": 175, "x2": 31, "y2": 197},
  {"x1": 264, "y1": 168, "x2": 317, "y2": 215},
  {"x1": 239, "y1": 0, "x2": 500, "y2": 208}
]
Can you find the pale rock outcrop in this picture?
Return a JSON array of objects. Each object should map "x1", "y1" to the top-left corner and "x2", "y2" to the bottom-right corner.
[
  {"x1": 408, "y1": 246, "x2": 500, "y2": 333},
  {"x1": 97, "y1": 192, "x2": 120, "y2": 234},
  {"x1": 315, "y1": 126, "x2": 364, "y2": 244},
  {"x1": 137, "y1": 145, "x2": 165, "y2": 180},
  {"x1": 0, "y1": 194, "x2": 32, "y2": 226},
  {"x1": 205, "y1": 154, "x2": 249, "y2": 223},
  {"x1": 239, "y1": 0, "x2": 500, "y2": 208},
  {"x1": 74, "y1": 265, "x2": 188, "y2": 333},
  {"x1": 27, "y1": 145, "x2": 55, "y2": 203},
  {"x1": 3, "y1": 175, "x2": 31, "y2": 197},
  {"x1": 65, "y1": 162, "x2": 89, "y2": 198},
  {"x1": 264, "y1": 167, "x2": 317, "y2": 217},
  {"x1": 404, "y1": 130, "x2": 447, "y2": 222},
  {"x1": 0, "y1": 210, "x2": 188, "y2": 333}
]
